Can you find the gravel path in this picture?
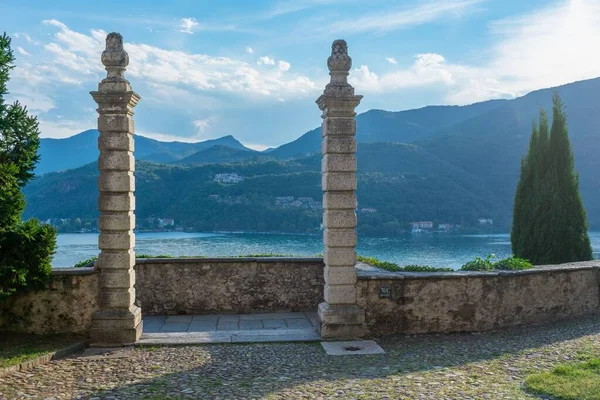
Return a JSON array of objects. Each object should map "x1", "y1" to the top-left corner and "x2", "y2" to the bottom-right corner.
[{"x1": 2, "y1": 315, "x2": 600, "y2": 400}]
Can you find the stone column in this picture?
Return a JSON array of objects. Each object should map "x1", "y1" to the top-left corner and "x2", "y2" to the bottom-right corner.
[
  {"x1": 90, "y1": 33, "x2": 142, "y2": 345},
  {"x1": 316, "y1": 39, "x2": 367, "y2": 338}
]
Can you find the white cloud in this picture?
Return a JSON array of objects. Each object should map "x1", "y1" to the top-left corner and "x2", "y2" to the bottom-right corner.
[
  {"x1": 328, "y1": 0, "x2": 483, "y2": 34},
  {"x1": 278, "y1": 60, "x2": 291, "y2": 71},
  {"x1": 179, "y1": 17, "x2": 199, "y2": 34},
  {"x1": 17, "y1": 47, "x2": 31, "y2": 56},
  {"x1": 43, "y1": 19, "x2": 105, "y2": 58},
  {"x1": 257, "y1": 56, "x2": 275, "y2": 65},
  {"x1": 350, "y1": 53, "x2": 455, "y2": 92},
  {"x1": 349, "y1": 0, "x2": 600, "y2": 105},
  {"x1": 7, "y1": 88, "x2": 55, "y2": 113},
  {"x1": 13, "y1": 33, "x2": 37, "y2": 44},
  {"x1": 482, "y1": 0, "x2": 600, "y2": 97},
  {"x1": 26, "y1": 20, "x2": 316, "y2": 103},
  {"x1": 38, "y1": 118, "x2": 93, "y2": 139},
  {"x1": 385, "y1": 57, "x2": 397, "y2": 64},
  {"x1": 246, "y1": 46, "x2": 253, "y2": 54},
  {"x1": 193, "y1": 118, "x2": 211, "y2": 132},
  {"x1": 137, "y1": 131, "x2": 200, "y2": 143},
  {"x1": 126, "y1": 43, "x2": 316, "y2": 98},
  {"x1": 138, "y1": 118, "x2": 216, "y2": 142}
]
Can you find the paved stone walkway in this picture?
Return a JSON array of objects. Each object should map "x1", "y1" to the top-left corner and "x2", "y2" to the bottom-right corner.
[
  {"x1": 139, "y1": 312, "x2": 321, "y2": 344},
  {"x1": 2, "y1": 314, "x2": 600, "y2": 399}
]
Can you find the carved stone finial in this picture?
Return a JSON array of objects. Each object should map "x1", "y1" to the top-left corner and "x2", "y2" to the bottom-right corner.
[
  {"x1": 326, "y1": 39, "x2": 352, "y2": 91},
  {"x1": 326, "y1": 39, "x2": 352, "y2": 88},
  {"x1": 328, "y1": 40, "x2": 350, "y2": 71},
  {"x1": 101, "y1": 32, "x2": 129, "y2": 82}
]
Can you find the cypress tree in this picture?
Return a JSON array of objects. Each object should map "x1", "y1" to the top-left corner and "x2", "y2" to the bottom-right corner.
[{"x1": 511, "y1": 92, "x2": 592, "y2": 264}]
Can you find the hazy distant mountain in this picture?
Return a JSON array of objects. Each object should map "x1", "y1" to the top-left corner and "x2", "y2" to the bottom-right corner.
[
  {"x1": 27, "y1": 76, "x2": 600, "y2": 231},
  {"x1": 178, "y1": 145, "x2": 266, "y2": 164},
  {"x1": 268, "y1": 99, "x2": 508, "y2": 159},
  {"x1": 37, "y1": 132, "x2": 251, "y2": 175}
]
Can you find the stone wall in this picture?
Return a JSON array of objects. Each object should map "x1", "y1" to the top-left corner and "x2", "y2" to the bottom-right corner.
[
  {"x1": 356, "y1": 261, "x2": 600, "y2": 335},
  {"x1": 0, "y1": 267, "x2": 98, "y2": 335},
  {"x1": 135, "y1": 258, "x2": 324, "y2": 315},
  {"x1": 3, "y1": 259, "x2": 599, "y2": 337}
]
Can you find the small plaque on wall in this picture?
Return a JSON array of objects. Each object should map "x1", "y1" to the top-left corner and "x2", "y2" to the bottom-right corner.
[{"x1": 379, "y1": 286, "x2": 391, "y2": 299}]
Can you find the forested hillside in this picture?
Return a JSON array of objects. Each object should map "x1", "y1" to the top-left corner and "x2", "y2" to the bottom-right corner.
[{"x1": 24, "y1": 143, "x2": 505, "y2": 234}]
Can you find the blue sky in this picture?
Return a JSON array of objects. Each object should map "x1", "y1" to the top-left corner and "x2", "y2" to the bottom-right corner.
[{"x1": 1, "y1": 0, "x2": 599, "y2": 150}]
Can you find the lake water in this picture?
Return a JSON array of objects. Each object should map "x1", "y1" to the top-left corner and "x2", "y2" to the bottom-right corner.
[{"x1": 53, "y1": 231, "x2": 600, "y2": 269}]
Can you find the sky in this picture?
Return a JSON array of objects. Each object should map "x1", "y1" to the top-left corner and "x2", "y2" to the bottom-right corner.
[{"x1": 1, "y1": 0, "x2": 599, "y2": 150}]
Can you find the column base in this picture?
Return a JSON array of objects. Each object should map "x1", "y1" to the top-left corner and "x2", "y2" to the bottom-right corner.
[
  {"x1": 317, "y1": 302, "x2": 368, "y2": 339},
  {"x1": 90, "y1": 305, "x2": 143, "y2": 347}
]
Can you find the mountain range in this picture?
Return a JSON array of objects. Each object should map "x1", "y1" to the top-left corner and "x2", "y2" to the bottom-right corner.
[
  {"x1": 26, "y1": 77, "x2": 600, "y2": 232},
  {"x1": 37, "y1": 132, "x2": 253, "y2": 175}
]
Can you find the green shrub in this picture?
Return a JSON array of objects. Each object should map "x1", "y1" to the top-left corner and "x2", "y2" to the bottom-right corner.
[
  {"x1": 494, "y1": 257, "x2": 533, "y2": 271},
  {"x1": 0, "y1": 220, "x2": 57, "y2": 299},
  {"x1": 460, "y1": 256, "x2": 495, "y2": 271},
  {"x1": 73, "y1": 257, "x2": 97, "y2": 268},
  {"x1": 357, "y1": 256, "x2": 452, "y2": 272}
]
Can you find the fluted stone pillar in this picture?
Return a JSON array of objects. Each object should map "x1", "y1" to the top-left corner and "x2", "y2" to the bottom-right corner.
[
  {"x1": 90, "y1": 33, "x2": 142, "y2": 345},
  {"x1": 316, "y1": 40, "x2": 367, "y2": 338}
]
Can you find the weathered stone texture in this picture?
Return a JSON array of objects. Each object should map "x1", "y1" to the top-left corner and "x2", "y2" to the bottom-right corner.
[
  {"x1": 135, "y1": 258, "x2": 325, "y2": 315},
  {"x1": 3, "y1": 260, "x2": 600, "y2": 338},
  {"x1": 90, "y1": 32, "x2": 142, "y2": 346},
  {"x1": 0, "y1": 269, "x2": 98, "y2": 335},
  {"x1": 317, "y1": 39, "x2": 367, "y2": 338},
  {"x1": 356, "y1": 261, "x2": 600, "y2": 336}
]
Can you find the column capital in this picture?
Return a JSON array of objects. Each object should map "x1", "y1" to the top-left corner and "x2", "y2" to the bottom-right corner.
[
  {"x1": 316, "y1": 40, "x2": 362, "y2": 115},
  {"x1": 316, "y1": 95, "x2": 362, "y2": 116},
  {"x1": 91, "y1": 91, "x2": 140, "y2": 114}
]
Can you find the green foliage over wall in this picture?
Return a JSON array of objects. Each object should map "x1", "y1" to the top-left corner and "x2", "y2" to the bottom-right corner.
[
  {"x1": 0, "y1": 33, "x2": 57, "y2": 299},
  {"x1": 356, "y1": 256, "x2": 453, "y2": 272},
  {"x1": 511, "y1": 93, "x2": 592, "y2": 264},
  {"x1": 460, "y1": 256, "x2": 534, "y2": 272}
]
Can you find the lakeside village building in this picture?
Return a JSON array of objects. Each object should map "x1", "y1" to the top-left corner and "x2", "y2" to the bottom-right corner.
[
  {"x1": 214, "y1": 173, "x2": 244, "y2": 184},
  {"x1": 412, "y1": 218, "x2": 493, "y2": 233},
  {"x1": 145, "y1": 217, "x2": 175, "y2": 228}
]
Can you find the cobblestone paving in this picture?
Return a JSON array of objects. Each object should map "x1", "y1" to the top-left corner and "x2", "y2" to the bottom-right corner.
[{"x1": 2, "y1": 315, "x2": 600, "y2": 399}]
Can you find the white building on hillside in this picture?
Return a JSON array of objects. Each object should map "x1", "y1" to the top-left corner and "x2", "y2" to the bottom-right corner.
[{"x1": 214, "y1": 173, "x2": 244, "y2": 184}]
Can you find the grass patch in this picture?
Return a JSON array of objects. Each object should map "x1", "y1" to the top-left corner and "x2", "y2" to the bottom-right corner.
[
  {"x1": 0, "y1": 332, "x2": 82, "y2": 368},
  {"x1": 524, "y1": 358, "x2": 600, "y2": 400}
]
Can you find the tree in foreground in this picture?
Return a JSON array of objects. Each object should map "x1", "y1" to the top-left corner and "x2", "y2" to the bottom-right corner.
[
  {"x1": 511, "y1": 92, "x2": 592, "y2": 264},
  {"x1": 0, "y1": 32, "x2": 56, "y2": 299}
]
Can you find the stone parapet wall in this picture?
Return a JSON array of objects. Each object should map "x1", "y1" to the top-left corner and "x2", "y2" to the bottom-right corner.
[
  {"x1": 3, "y1": 259, "x2": 599, "y2": 336},
  {"x1": 135, "y1": 258, "x2": 325, "y2": 315},
  {"x1": 356, "y1": 261, "x2": 600, "y2": 335},
  {"x1": 0, "y1": 268, "x2": 99, "y2": 335}
]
